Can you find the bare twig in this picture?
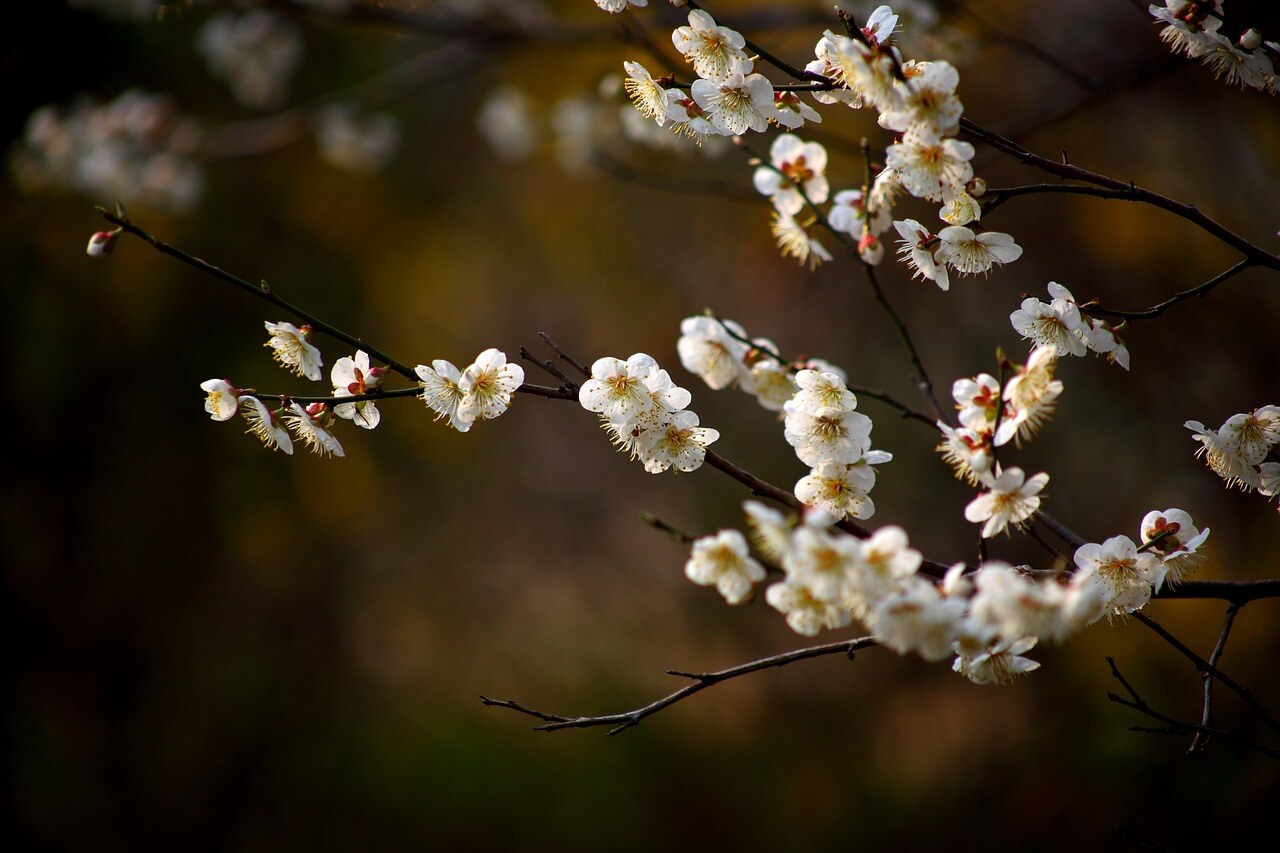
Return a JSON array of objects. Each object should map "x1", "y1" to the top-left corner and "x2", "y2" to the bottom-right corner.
[
  {"x1": 640, "y1": 512, "x2": 696, "y2": 545},
  {"x1": 1189, "y1": 602, "x2": 1244, "y2": 754},
  {"x1": 963, "y1": 120, "x2": 1280, "y2": 274},
  {"x1": 482, "y1": 636, "x2": 877, "y2": 735},
  {"x1": 1132, "y1": 612, "x2": 1280, "y2": 735},
  {"x1": 1080, "y1": 260, "x2": 1253, "y2": 322},
  {"x1": 1105, "y1": 657, "x2": 1279, "y2": 761}
]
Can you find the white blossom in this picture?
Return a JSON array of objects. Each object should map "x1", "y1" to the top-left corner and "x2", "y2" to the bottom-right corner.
[
  {"x1": 416, "y1": 359, "x2": 470, "y2": 432},
  {"x1": 197, "y1": 10, "x2": 302, "y2": 110},
  {"x1": 1074, "y1": 535, "x2": 1162, "y2": 614},
  {"x1": 264, "y1": 321, "x2": 323, "y2": 381},
  {"x1": 283, "y1": 402, "x2": 345, "y2": 458},
  {"x1": 893, "y1": 218, "x2": 949, "y2": 290},
  {"x1": 1140, "y1": 508, "x2": 1210, "y2": 586},
  {"x1": 935, "y1": 226, "x2": 1022, "y2": 275},
  {"x1": 953, "y1": 636, "x2": 1041, "y2": 686},
  {"x1": 766, "y1": 580, "x2": 853, "y2": 636},
  {"x1": 998, "y1": 346, "x2": 1062, "y2": 447},
  {"x1": 691, "y1": 72, "x2": 777, "y2": 135},
  {"x1": 331, "y1": 350, "x2": 386, "y2": 430},
  {"x1": 580, "y1": 354, "x2": 659, "y2": 423},
  {"x1": 771, "y1": 212, "x2": 833, "y2": 269},
  {"x1": 873, "y1": 576, "x2": 966, "y2": 662},
  {"x1": 677, "y1": 316, "x2": 748, "y2": 390},
  {"x1": 885, "y1": 137, "x2": 974, "y2": 202},
  {"x1": 672, "y1": 9, "x2": 750, "y2": 84},
  {"x1": 964, "y1": 467, "x2": 1048, "y2": 538},
  {"x1": 753, "y1": 134, "x2": 828, "y2": 216},
  {"x1": 458, "y1": 349, "x2": 524, "y2": 424},
  {"x1": 201, "y1": 379, "x2": 241, "y2": 422},
  {"x1": 685, "y1": 530, "x2": 766, "y2": 604},
  {"x1": 240, "y1": 396, "x2": 293, "y2": 454}
]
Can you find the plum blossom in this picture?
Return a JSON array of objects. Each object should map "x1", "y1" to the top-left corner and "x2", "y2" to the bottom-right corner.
[
  {"x1": 623, "y1": 61, "x2": 669, "y2": 125},
  {"x1": 935, "y1": 226, "x2": 1022, "y2": 276},
  {"x1": 416, "y1": 359, "x2": 469, "y2": 431},
  {"x1": 201, "y1": 378, "x2": 241, "y2": 422},
  {"x1": 580, "y1": 354, "x2": 658, "y2": 423},
  {"x1": 331, "y1": 350, "x2": 386, "y2": 430},
  {"x1": 744, "y1": 500, "x2": 793, "y2": 562},
  {"x1": 964, "y1": 467, "x2": 1048, "y2": 538},
  {"x1": 691, "y1": 72, "x2": 777, "y2": 135},
  {"x1": 457, "y1": 349, "x2": 524, "y2": 424},
  {"x1": 893, "y1": 219, "x2": 949, "y2": 290},
  {"x1": 829, "y1": 189, "x2": 892, "y2": 238},
  {"x1": 771, "y1": 212, "x2": 832, "y2": 269},
  {"x1": 672, "y1": 9, "x2": 750, "y2": 84},
  {"x1": 1140, "y1": 508, "x2": 1210, "y2": 586},
  {"x1": 953, "y1": 636, "x2": 1041, "y2": 686},
  {"x1": 284, "y1": 402, "x2": 345, "y2": 458},
  {"x1": 677, "y1": 316, "x2": 749, "y2": 390},
  {"x1": 753, "y1": 134, "x2": 828, "y2": 216},
  {"x1": 264, "y1": 321, "x2": 323, "y2": 381},
  {"x1": 684, "y1": 530, "x2": 766, "y2": 604},
  {"x1": 873, "y1": 576, "x2": 967, "y2": 662},
  {"x1": 1074, "y1": 536, "x2": 1162, "y2": 614},
  {"x1": 240, "y1": 396, "x2": 293, "y2": 454},
  {"x1": 999, "y1": 346, "x2": 1063, "y2": 446},
  {"x1": 1010, "y1": 282, "x2": 1087, "y2": 357},
  {"x1": 766, "y1": 580, "x2": 853, "y2": 636},
  {"x1": 595, "y1": 0, "x2": 647, "y2": 13},
  {"x1": 885, "y1": 137, "x2": 974, "y2": 202}
]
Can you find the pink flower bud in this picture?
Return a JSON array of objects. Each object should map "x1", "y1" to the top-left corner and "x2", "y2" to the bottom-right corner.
[
  {"x1": 858, "y1": 234, "x2": 884, "y2": 266},
  {"x1": 86, "y1": 230, "x2": 118, "y2": 258},
  {"x1": 1241, "y1": 28, "x2": 1262, "y2": 50}
]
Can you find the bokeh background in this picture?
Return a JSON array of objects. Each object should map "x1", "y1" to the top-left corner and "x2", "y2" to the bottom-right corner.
[{"x1": 5, "y1": 0, "x2": 1280, "y2": 849}]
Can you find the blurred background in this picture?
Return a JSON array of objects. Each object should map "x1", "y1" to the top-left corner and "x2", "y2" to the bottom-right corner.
[{"x1": 4, "y1": 0, "x2": 1279, "y2": 849}]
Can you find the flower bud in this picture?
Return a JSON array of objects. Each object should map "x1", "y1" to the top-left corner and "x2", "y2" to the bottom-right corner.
[
  {"x1": 858, "y1": 233, "x2": 884, "y2": 266},
  {"x1": 86, "y1": 230, "x2": 118, "y2": 258},
  {"x1": 1240, "y1": 28, "x2": 1262, "y2": 50},
  {"x1": 967, "y1": 176, "x2": 987, "y2": 198}
]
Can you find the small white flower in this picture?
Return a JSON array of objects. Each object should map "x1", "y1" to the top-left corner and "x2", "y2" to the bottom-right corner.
[
  {"x1": 1010, "y1": 282, "x2": 1086, "y2": 357},
  {"x1": 331, "y1": 350, "x2": 386, "y2": 430},
  {"x1": 1219, "y1": 406, "x2": 1280, "y2": 465},
  {"x1": 744, "y1": 500, "x2": 794, "y2": 562},
  {"x1": 795, "y1": 462, "x2": 878, "y2": 521},
  {"x1": 791, "y1": 369, "x2": 857, "y2": 412},
  {"x1": 691, "y1": 72, "x2": 776, "y2": 135},
  {"x1": 873, "y1": 576, "x2": 966, "y2": 662},
  {"x1": 1185, "y1": 419, "x2": 1261, "y2": 490},
  {"x1": 771, "y1": 90, "x2": 822, "y2": 129},
  {"x1": 636, "y1": 409, "x2": 719, "y2": 473},
  {"x1": 201, "y1": 378, "x2": 241, "y2": 422},
  {"x1": 677, "y1": 316, "x2": 748, "y2": 390},
  {"x1": 766, "y1": 579, "x2": 853, "y2": 636},
  {"x1": 771, "y1": 212, "x2": 832, "y2": 269},
  {"x1": 953, "y1": 373, "x2": 1001, "y2": 431},
  {"x1": 594, "y1": 0, "x2": 648, "y2": 13},
  {"x1": 998, "y1": 346, "x2": 1062, "y2": 447},
  {"x1": 953, "y1": 636, "x2": 1041, "y2": 686},
  {"x1": 283, "y1": 402, "x2": 344, "y2": 458},
  {"x1": 458, "y1": 348, "x2": 524, "y2": 423},
  {"x1": 753, "y1": 134, "x2": 828, "y2": 216},
  {"x1": 935, "y1": 226, "x2": 1023, "y2": 275},
  {"x1": 622, "y1": 61, "x2": 669, "y2": 125},
  {"x1": 416, "y1": 359, "x2": 470, "y2": 432},
  {"x1": 264, "y1": 320, "x2": 322, "y2": 381},
  {"x1": 1140, "y1": 508, "x2": 1210, "y2": 586},
  {"x1": 938, "y1": 188, "x2": 982, "y2": 227},
  {"x1": 685, "y1": 529, "x2": 766, "y2": 605},
  {"x1": 783, "y1": 403, "x2": 873, "y2": 467},
  {"x1": 936, "y1": 421, "x2": 994, "y2": 486},
  {"x1": 964, "y1": 467, "x2": 1048, "y2": 538},
  {"x1": 783, "y1": 525, "x2": 863, "y2": 603},
  {"x1": 893, "y1": 219, "x2": 949, "y2": 290},
  {"x1": 879, "y1": 60, "x2": 963, "y2": 141},
  {"x1": 240, "y1": 395, "x2": 293, "y2": 454},
  {"x1": 885, "y1": 137, "x2": 974, "y2": 202},
  {"x1": 829, "y1": 189, "x2": 892, "y2": 238},
  {"x1": 579, "y1": 353, "x2": 658, "y2": 423},
  {"x1": 672, "y1": 9, "x2": 750, "y2": 84},
  {"x1": 1074, "y1": 535, "x2": 1161, "y2": 614}
]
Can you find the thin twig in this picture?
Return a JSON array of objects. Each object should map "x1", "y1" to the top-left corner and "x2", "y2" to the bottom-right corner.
[
  {"x1": 640, "y1": 512, "x2": 696, "y2": 545},
  {"x1": 1105, "y1": 657, "x2": 1279, "y2": 761},
  {"x1": 1132, "y1": 612, "x2": 1280, "y2": 735},
  {"x1": 1081, "y1": 260, "x2": 1253, "y2": 322},
  {"x1": 1189, "y1": 602, "x2": 1243, "y2": 754},
  {"x1": 963, "y1": 120, "x2": 1280, "y2": 274},
  {"x1": 482, "y1": 636, "x2": 877, "y2": 735}
]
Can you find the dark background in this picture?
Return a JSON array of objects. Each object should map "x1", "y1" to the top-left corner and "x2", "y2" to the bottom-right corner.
[{"x1": 4, "y1": 1, "x2": 1279, "y2": 849}]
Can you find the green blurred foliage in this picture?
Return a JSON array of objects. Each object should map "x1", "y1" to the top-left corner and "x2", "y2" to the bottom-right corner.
[{"x1": 3, "y1": 1, "x2": 1278, "y2": 849}]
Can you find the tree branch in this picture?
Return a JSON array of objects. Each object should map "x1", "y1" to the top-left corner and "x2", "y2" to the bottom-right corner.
[
  {"x1": 963, "y1": 120, "x2": 1280, "y2": 274},
  {"x1": 482, "y1": 636, "x2": 877, "y2": 735},
  {"x1": 1105, "y1": 656, "x2": 1280, "y2": 761},
  {"x1": 1189, "y1": 601, "x2": 1243, "y2": 754},
  {"x1": 1132, "y1": 612, "x2": 1280, "y2": 735}
]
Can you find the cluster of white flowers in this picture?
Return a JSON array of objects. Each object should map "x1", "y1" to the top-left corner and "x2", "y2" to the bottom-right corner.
[
  {"x1": 1010, "y1": 282, "x2": 1130, "y2": 369},
  {"x1": 11, "y1": 90, "x2": 203, "y2": 211},
  {"x1": 203, "y1": 317, "x2": 524, "y2": 453},
  {"x1": 313, "y1": 104, "x2": 400, "y2": 173},
  {"x1": 579, "y1": 353, "x2": 719, "y2": 473},
  {"x1": 937, "y1": 346, "x2": 1061, "y2": 490},
  {"x1": 1150, "y1": 1, "x2": 1277, "y2": 93},
  {"x1": 678, "y1": 497, "x2": 1211, "y2": 683},
  {"x1": 197, "y1": 10, "x2": 303, "y2": 111},
  {"x1": 416, "y1": 350, "x2": 525, "y2": 433},
  {"x1": 1186, "y1": 406, "x2": 1280, "y2": 506},
  {"x1": 676, "y1": 315, "x2": 890, "y2": 521}
]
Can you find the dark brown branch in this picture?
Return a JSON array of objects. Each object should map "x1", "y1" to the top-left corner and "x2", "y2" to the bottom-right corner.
[
  {"x1": 1154, "y1": 578, "x2": 1280, "y2": 603},
  {"x1": 100, "y1": 211, "x2": 574, "y2": 400},
  {"x1": 1105, "y1": 657, "x2": 1280, "y2": 761},
  {"x1": 1189, "y1": 602, "x2": 1243, "y2": 754},
  {"x1": 1081, "y1": 260, "x2": 1253, "y2": 322},
  {"x1": 482, "y1": 636, "x2": 877, "y2": 735},
  {"x1": 963, "y1": 120, "x2": 1280, "y2": 274},
  {"x1": 1132, "y1": 612, "x2": 1280, "y2": 735},
  {"x1": 639, "y1": 512, "x2": 696, "y2": 545}
]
